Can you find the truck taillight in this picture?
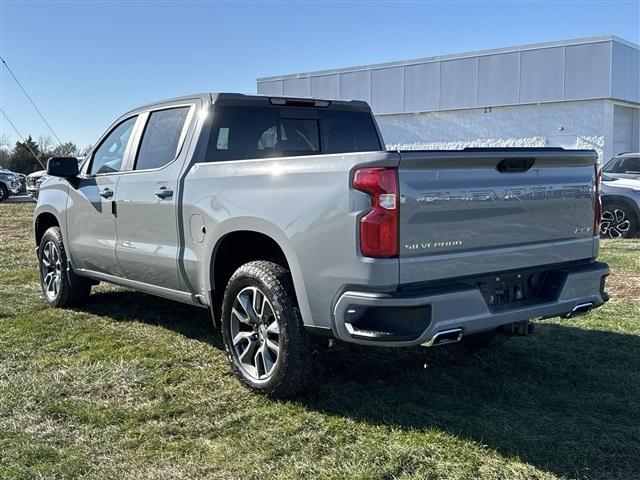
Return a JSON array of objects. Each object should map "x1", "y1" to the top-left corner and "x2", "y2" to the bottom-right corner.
[
  {"x1": 594, "y1": 164, "x2": 602, "y2": 235},
  {"x1": 352, "y1": 167, "x2": 399, "y2": 258}
]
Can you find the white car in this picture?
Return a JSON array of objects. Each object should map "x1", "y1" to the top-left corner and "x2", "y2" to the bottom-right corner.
[
  {"x1": 27, "y1": 158, "x2": 84, "y2": 199},
  {"x1": 600, "y1": 153, "x2": 640, "y2": 238},
  {"x1": 26, "y1": 169, "x2": 47, "y2": 199}
]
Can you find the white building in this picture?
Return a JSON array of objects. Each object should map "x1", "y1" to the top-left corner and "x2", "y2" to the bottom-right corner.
[{"x1": 257, "y1": 35, "x2": 639, "y2": 161}]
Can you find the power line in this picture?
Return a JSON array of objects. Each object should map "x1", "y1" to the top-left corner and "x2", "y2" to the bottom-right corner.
[
  {"x1": 0, "y1": 56, "x2": 62, "y2": 146},
  {"x1": 0, "y1": 107, "x2": 46, "y2": 169}
]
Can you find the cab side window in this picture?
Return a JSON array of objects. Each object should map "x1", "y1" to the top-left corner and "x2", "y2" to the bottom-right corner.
[
  {"x1": 605, "y1": 156, "x2": 640, "y2": 174},
  {"x1": 89, "y1": 117, "x2": 137, "y2": 175},
  {"x1": 134, "y1": 107, "x2": 191, "y2": 170},
  {"x1": 622, "y1": 157, "x2": 640, "y2": 173}
]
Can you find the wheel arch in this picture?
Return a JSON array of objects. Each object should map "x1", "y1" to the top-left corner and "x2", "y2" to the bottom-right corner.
[
  {"x1": 34, "y1": 211, "x2": 60, "y2": 247},
  {"x1": 601, "y1": 194, "x2": 640, "y2": 222},
  {"x1": 210, "y1": 230, "x2": 290, "y2": 289},
  {"x1": 205, "y1": 221, "x2": 312, "y2": 327}
]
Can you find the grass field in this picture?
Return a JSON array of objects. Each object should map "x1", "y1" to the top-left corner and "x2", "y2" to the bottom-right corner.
[{"x1": 1, "y1": 203, "x2": 639, "y2": 480}]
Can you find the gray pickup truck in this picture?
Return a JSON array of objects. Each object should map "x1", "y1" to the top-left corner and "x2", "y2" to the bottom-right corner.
[{"x1": 34, "y1": 93, "x2": 609, "y2": 396}]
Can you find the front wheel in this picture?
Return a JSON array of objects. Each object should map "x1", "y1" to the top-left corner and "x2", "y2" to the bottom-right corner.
[
  {"x1": 0, "y1": 184, "x2": 8, "y2": 203},
  {"x1": 38, "y1": 226, "x2": 92, "y2": 307},
  {"x1": 221, "y1": 261, "x2": 315, "y2": 397},
  {"x1": 600, "y1": 202, "x2": 637, "y2": 238}
]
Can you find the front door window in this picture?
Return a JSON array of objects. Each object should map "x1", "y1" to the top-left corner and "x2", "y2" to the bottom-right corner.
[{"x1": 89, "y1": 117, "x2": 137, "y2": 175}]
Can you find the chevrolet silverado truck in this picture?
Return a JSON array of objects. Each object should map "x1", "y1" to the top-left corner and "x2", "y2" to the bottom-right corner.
[{"x1": 34, "y1": 93, "x2": 609, "y2": 396}]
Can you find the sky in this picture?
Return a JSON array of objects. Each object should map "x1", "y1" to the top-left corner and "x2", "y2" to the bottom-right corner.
[{"x1": 1, "y1": 0, "x2": 639, "y2": 149}]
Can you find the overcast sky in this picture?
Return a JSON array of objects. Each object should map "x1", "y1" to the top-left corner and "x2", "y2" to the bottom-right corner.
[{"x1": 1, "y1": 0, "x2": 639, "y2": 149}]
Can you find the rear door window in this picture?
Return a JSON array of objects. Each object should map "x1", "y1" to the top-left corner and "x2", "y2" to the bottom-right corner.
[
  {"x1": 206, "y1": 106, "x2": 380, "y2": 162},
  {"x1": 135, "y1": 106, "x2": 191, "y2": 170}
]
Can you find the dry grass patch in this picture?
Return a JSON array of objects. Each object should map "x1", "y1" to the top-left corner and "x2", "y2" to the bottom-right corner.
[{"x1": 607, "y1": 272, "x2": 640, "y2": 300}]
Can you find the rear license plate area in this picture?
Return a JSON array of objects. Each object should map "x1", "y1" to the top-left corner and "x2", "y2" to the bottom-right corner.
[{"x1": 477, "y1": 270, "x2": 552, "y2": 309}]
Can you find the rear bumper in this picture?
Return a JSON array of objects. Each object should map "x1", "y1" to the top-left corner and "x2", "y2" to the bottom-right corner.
[{"x1": 332, "y1": 261, "x2": 610, "y2": 347}]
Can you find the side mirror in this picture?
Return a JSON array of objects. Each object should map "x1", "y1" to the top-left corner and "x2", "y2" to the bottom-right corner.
[{"x1": 47, "y1": 157, "x2": 79, "y2": 177}]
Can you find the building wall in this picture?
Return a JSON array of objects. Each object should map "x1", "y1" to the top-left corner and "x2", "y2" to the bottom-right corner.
[
  {"x1": 612, "y1": 41, "x2": 640, "y2": 103},
  {"x1": 258, "y1": 36, "x2": 639, "y2": 114},
  {"x1": 377, "y1": 100, "x2": 606, "y2": 158},
  {"x1": 613, "y1": 104, "x2": 640, "y2": 155},
  {"x1": 257, "y1": 36, "x2": 639, "y2": 161}
]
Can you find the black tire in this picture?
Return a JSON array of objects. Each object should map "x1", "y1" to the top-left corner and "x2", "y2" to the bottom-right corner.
[
  {"x1": 221, "y1": 260, "x2": 315, "y2": 397},
  {"x1": 600, "y1": 201, "x2": 638, "y2": 238},
  {"x1": 0, "y1": 184, "x2": 8, "y2": 203},
  {"x1": 38, "y1": 226, "x2": 92, "y2": 307}
]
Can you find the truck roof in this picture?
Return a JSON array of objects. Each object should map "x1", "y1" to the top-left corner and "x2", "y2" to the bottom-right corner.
[{"x1": 124, "y1": 92, "x2": 372, "y2": 117}]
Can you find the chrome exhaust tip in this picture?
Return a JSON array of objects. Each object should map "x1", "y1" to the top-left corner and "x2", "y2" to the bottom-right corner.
[
  {"x1": 422, "y1": 328, "x2": 463, "y2": 347},
  {"x1": 565, "y1": 302, "x2": 594, "y2": 318}
]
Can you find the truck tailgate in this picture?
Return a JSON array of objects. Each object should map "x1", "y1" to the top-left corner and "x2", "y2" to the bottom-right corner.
[{"x1": 398, "y1": 149, "x2": 599, "y2": 284}]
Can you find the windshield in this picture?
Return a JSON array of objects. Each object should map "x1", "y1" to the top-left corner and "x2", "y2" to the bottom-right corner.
[{"x1": 603, "y1": 156, "x2": 640, "y2": 174}]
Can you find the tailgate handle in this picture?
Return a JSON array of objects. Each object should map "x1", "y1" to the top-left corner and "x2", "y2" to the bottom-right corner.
[{"x1": 497, "y1": 158, "x2": 535, "y2": 173}]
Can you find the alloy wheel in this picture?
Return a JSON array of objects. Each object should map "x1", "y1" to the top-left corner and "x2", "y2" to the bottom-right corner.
[
  {"x1": 600, "y1": 209, "x2": 631, "y2": 238},
  {"x1": 229, "y1": 286, "x2": 281, "y2": 382},
  {"x1": 41, "y1": 241, "x2": 62, "y2": 301}
]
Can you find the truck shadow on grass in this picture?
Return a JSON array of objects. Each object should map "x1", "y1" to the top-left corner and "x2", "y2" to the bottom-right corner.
[
  {"x1": 303, "y1": 327, "x2": 640, "y2": 479},
  {"x1": 81, "y1": 289, "x2": 221, "y2": 347},
  {"x1": 82, "y1": 289, "x2": 639, "y2": 479}
]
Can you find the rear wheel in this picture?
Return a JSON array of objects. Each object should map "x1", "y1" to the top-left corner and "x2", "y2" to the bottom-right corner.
[
  {"x1": 38, "y1": 227, "x2": 92, "y2": 307},
  {"x1": 221, "y1": 260, "x2": 315, "y2": 397},
  {"x1": 600, "y1": 202, "x2": 637, "y2": 238},
  {"x1": 0, "y1": 184, "x2": 8, "y2": 203}
]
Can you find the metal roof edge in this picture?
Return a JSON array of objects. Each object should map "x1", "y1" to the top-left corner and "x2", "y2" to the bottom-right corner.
[
  {"x1": 610, "y1": 34, "x2": 640, "y2": 50},
  {"x1": 257, "y1": 35, "x2": 638, "y2": 82}
]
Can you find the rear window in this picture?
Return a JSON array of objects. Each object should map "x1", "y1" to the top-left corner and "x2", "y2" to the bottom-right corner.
[{"x1": 205, "y1": 106, "x2": 381, "y2": 162}]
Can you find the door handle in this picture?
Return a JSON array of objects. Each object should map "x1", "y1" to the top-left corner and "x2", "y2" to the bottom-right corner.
[
  {"x1": 154, "y1": 185, "x2": 173, "y2": 199},
  {"x1": 100, "y1": 187, "x2": 114, "y2": 199}
]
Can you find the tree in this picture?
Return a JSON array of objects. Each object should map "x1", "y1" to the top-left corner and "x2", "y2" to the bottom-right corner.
[
  {"x1": 0, "y1": 147, "x2": 10, "y2": 168},
  {"x1": 0, "y1": 134, "x2": 10, "y2": 168},
  {"x1": 0, "y1": 133, "x2": 10, "y2": 149},
  {"x1": 6, "y1": 136, "x2": 44, "y2": 173},
  {"x1": 50, "y1": 141, "x2": 79, "y2": 158},
  {"x1": 80, "y1": 144, "x2": 93, "y2": 157},
  {"x1": 37, "y1": 135, "x2": 55, "y2": 157}
]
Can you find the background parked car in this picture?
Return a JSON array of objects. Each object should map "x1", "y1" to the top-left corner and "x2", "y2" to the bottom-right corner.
[
  {"x1": 16, "y1": 173, "x2": 27, "y2": 194},
  {"x1": 26, "y1": 169, "x2": 47, "y2": 199},
  {"x1": 600, "y1": 152, "x2": 640, "y2": 238},
  {"x1": 27, "y1": 157, "x2": 84, "y2": 199},
  {"x1": 0, "y1": 168, "x2": 23, "y2": 202}
]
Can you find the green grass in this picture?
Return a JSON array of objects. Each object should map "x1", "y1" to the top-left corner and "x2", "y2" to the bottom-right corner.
[
  {"x1": 599, "y1": 239, "x2": 640, "y2": 275},
  {"x1": 1, "y1": 203, "x2": 639, "y2": 480}
]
